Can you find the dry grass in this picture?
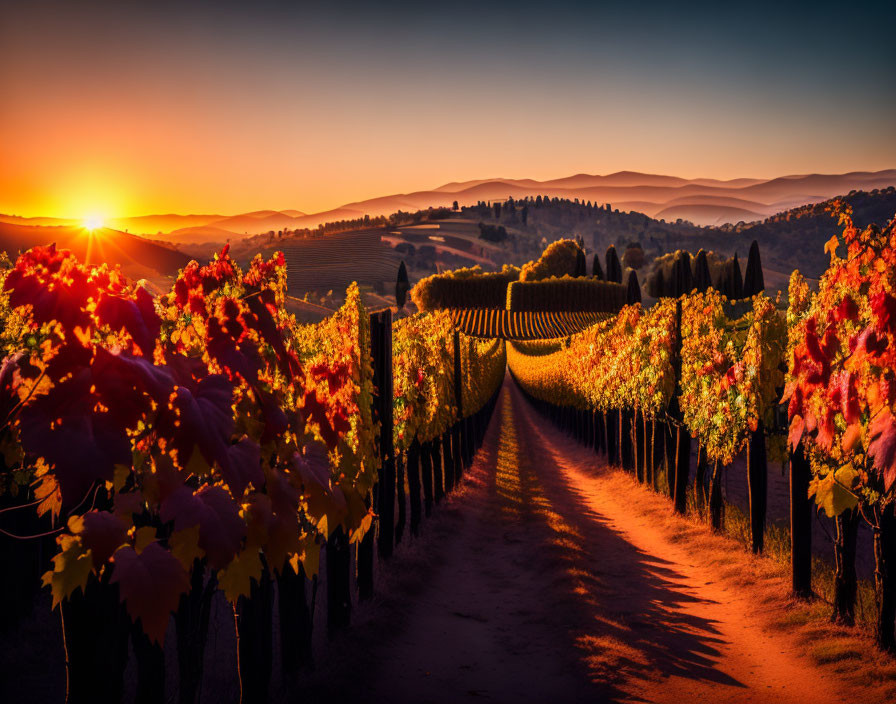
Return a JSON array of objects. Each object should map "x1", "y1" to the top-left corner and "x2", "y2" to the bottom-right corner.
[{"x1": 604, "y1": 465, "x2": 896, "y2": 700}]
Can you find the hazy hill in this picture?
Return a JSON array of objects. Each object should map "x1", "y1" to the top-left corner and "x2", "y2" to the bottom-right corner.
[
  {"x1": 654, "y1": 203, "x2": 768, "y2": 225},
  {"x1": 461, "y1": 187, "x2": 896, "y2": 293},
  {"x1": 4, "y1": 169, "x2": 893, "y2": 247},
  {"x1": 0, "y1": 222, "x2": 191, "y2": 288}
]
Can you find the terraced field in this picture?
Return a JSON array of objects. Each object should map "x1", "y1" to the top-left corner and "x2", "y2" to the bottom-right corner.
[{"x1": 281, "y1": 229, "x2": 400, "y2": 294}]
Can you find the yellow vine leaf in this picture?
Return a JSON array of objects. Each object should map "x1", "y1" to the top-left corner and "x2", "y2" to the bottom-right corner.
[
  {"x1": 133, "y1": 526, "x2": 157, "y2": 554},
  {"x1": 169, "y1": 525, "x2": 203, "y2": 570},
  {"x1": 809, "y1": 465, "x2": 859, "y2": 518},
  {"x1": 33, "y1": 459, "x2": 62, "y2": 520},
  {"x1": 42, "y1": 535, "x2": 93, "y2": 609},
  {"x1": 823, "y1": 235, "x2": 839, "y2": 256},
  {"x1": 113, "y1": 464, "x2": 130, "y2": 493},
  {"x1": 298, "y1": 533, "x2": 320, "y2": 578},
  {"x1": 217, "y1": 548, "x2": 262, "y2": 603},
  {"x1": 349, "y1": 510, "x2": 374, "y2": 545}
]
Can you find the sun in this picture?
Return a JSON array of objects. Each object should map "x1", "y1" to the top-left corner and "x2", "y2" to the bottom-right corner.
[{"x1": 83, "y1": 215, "x2": 105, "y2": 231}]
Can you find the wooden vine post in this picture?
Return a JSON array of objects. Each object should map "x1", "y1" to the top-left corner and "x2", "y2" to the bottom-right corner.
[
  {"x1": 235, "y1": 565, "x2": 274, "y2": 703},
  {"x1": 371, "y1": 310, "x2": 395, "y2": 561},
  {"x1": 60, "y1": 575, "x2": 129, "y2": 704},
  {"x1": 832, "y1": 508, "x2": 860, "y2": 625},
  {"x1": 788, "y1": 443, "x2": 812, "y2": 597},
  {"x1": 177, "y1": 565, "x2": 217, "y2": 701},
  {"x1": 442, "y1": 430, "x2": 455, "y2": 494},
  {"x1": 744, "y1": 241, "x2": 768, "y2": 554},
  {"x1": 131, "y1": 620, "x2": 165, "y2": 704},
  {"x1": 606, "y1": 410, "x2": 618, "y2": 465},
  {"x1": 634, "y1": 409, "x2": 645, "y2": 483},
  {"x1": 421, "y1": 440, "x2": 434, "y2": 517},
  {"x1": 326, "y1": 526, "x2": 352, "y2": 634},
  {"x1": 395, "y1": 454, "x2": 407, "y2": 545},
  {"x1": 671, "y1": 296, "x2": 690, "y2": 514},
  {"x1": 432, "y1": 437, "x2": 445, "y2": 503},
  {"x1": 709, "y1": 460, "x2": 724, "y2": 531},
  {"x1": 874, "y1": 504, "x2": 896, "y2": 652},
  {"x1": 277, "y1": 561, "x2": 313, "y2": 678},
  {"x1": 620, "y1": 408, "x2": 633, "y2": 472},
  {"x1": 746, "y1": 421, "x2": 768, "y2": 554},
  {"x1": 407, "y1": 439, "x2": 422, "y2": 536},
  {"x1": 453, "y1": 329, "x2": 464, "y2": 481},
  {"x1": 694, "y1": 443, "x2": 708, "y2": 513}
]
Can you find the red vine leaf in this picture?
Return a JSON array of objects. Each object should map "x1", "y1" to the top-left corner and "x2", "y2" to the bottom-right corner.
[
  {"x1": 111, "y1": 543, "x2": 189, "y2": 645},
  {"x1": 77, "y1": 510, "x2": 129, "y2": 568},
  {"x1": 160, "y1": 484, "x2": 246, "y2": 570},
  {"x1": 868, "y1": 408, "x2": 896, "y2": 491}
]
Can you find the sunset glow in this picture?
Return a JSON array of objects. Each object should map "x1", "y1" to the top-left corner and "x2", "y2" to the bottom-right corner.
[
  {"x1": 1, "y1": 2, "x2": 896, "y2": 702},
  {"x1": 1, "y1": 2, "x2": 894, "y2": 220},
  {"x1": 83, "y1": 215, "x2": 104, "y2": 232}
]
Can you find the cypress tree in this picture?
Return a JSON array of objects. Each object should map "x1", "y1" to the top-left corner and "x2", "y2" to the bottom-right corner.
[
  {"x1": 729, "y1": 253, "x2": 744, "y2": 300},
  {"x1": 592, "y1": 253, "x2": 604, "y2": 280},
  {"x1": 715, "y1": 270, "x2": 728, "y2": 297},
  {"x1": 654, "y1": 267, "x2": 666, "y2": 298},
  {"x1": 679, "y1": 250, "x2": 694, "y2": 295},
  {"x1": 606, "y1": 245, "x2": 622, "y2": 283},
  {"x1": 575, "y1": 248, "x2": 587, "y2": 277},
  {"x1": 694, "y1": 249, "x2": 711, "y2": 292},
  {"x1": 743, "y1": 240, "x2": 765, "y2": 297},
  {"x1": 626, "y1": 269, "x2": 642, "y2": 305},
  {"x1": 395, "y1": 260, "x2": 410, "y2": 309},
  {"x1": 670, "y1": 256, "x2": 682, "y2": 297}
]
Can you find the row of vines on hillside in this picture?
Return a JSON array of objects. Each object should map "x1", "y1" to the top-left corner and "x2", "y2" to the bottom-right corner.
[
  {"x1": 0, "y1": 241, "x2": 506, "y2": 694},
  {"x1": 784, "y1": 207, "x2": 896, "y2": 645},
  {"x1": 507, "y1": 204, "x2": 896, "y2": 652}
]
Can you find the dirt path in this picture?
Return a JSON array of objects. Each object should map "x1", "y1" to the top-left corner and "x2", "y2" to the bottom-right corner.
[{"x1": 298, "y1": 378, "x2": 861, "y2": 704}]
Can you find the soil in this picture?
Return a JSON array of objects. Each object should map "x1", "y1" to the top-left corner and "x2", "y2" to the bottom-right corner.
[
  {"x1": 2, "y1": 376, "x2": 890, "y2": 703},
  {"x1": 295, "y1": 378, "x2": 884, "y2": 703}
]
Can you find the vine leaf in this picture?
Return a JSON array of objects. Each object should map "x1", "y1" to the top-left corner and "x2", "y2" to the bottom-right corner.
[
  {"x1": 42, "y1": 534, "x2": 92, "y2": 609},
  {"x1": 133, "y1": 526, "x2": 157, "y2": 553},
  {"x1": 217, "y1": 548, "x2": 262, "y2": 603},
  {"x1": 76, "y1": 511, "x2": 129, "y2": 568},
  {"x1": 160, "y1": 484, "x2": 245, "y2": 570},
  {"x1": 809, "y1": 465, "x2": 859, "y2": 518},
  {"x1": 292, "y1": 443, "x2": 345, "y2": 522},
  {"x1": 169, "y1": 525, "x2": 203, "y2": 571},
  {"x1": 111, "y1": 543, "x2": 189, "y2": 645},
  {"x1": 868, "y1": 408, "x2": 896, "y2": 491},
  {"x1": 94, "y1": 290, "x2": 160, "y2": 357}
]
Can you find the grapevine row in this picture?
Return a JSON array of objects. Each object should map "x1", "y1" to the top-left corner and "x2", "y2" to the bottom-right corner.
[
  {"x1": 507, "y1": 204, "x2": 896, "y2": 652},
  {"x1": 0, "y1": 244, "x2": 505, "y2": 701}
]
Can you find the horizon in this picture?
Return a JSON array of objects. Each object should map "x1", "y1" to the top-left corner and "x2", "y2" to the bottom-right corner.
[
  {"x1": 3, "y1": 166, "x2": 896, "y2": 222},
  {"x1": 2, "y1": 0, "x2": 895, "y2": 219}
]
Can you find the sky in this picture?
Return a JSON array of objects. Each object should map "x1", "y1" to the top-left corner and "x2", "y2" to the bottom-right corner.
[{"x1": 1, "y1": 0, "x2": 894, "y2": 219}]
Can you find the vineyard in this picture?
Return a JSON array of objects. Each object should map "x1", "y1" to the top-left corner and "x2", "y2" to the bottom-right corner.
[
  {"x1": 0, "y1": 244, "x2": 504, "y2": 702},
  {"x1": 507, "y1": 203, "x2": 896, "y2": 654},
  {"x1": 0, "y1": 203, "x2": 895, "y2": 702}
]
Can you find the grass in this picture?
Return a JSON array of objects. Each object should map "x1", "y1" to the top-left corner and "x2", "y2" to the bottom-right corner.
[
  {"x1": 809, "y1": 640, "x2": 863, "y2": 665},
  {"x1": 609, "y1": 461, "x2": 896, "y2": 700},
  {"x1": 684, "y1": 486, "x2": 880, "y2": 630}
]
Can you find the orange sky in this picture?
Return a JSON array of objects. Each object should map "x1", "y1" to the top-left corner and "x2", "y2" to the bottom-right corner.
[{"x1": 2, "y1": 2, "x2": 894, "y2": 220}]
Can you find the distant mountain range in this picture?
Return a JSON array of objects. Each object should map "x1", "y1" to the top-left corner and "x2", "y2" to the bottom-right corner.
[{"x1": 2, "y1": 169, "x2": 894, "y2": 243}]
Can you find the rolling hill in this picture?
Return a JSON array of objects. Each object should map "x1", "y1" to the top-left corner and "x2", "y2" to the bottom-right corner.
[
  {"x1": 125, "y1": 169, "x2": 896, "y2": 241},
  {"x1": 4, "y1": 170, "x2": 893, "y2": 247},
  {"x1": 0, "y1": 222, "x2": 191, "y2": 289}
]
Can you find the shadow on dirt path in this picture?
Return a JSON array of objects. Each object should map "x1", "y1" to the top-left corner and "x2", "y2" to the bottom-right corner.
[{"x1": 296, "y1": 376, "x2": 851, "y2": 704}]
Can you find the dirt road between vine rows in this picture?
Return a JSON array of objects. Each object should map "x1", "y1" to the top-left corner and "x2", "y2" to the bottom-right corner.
[{"x1": 298, "y1": 376, "x2": 889, "y2": 704}]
